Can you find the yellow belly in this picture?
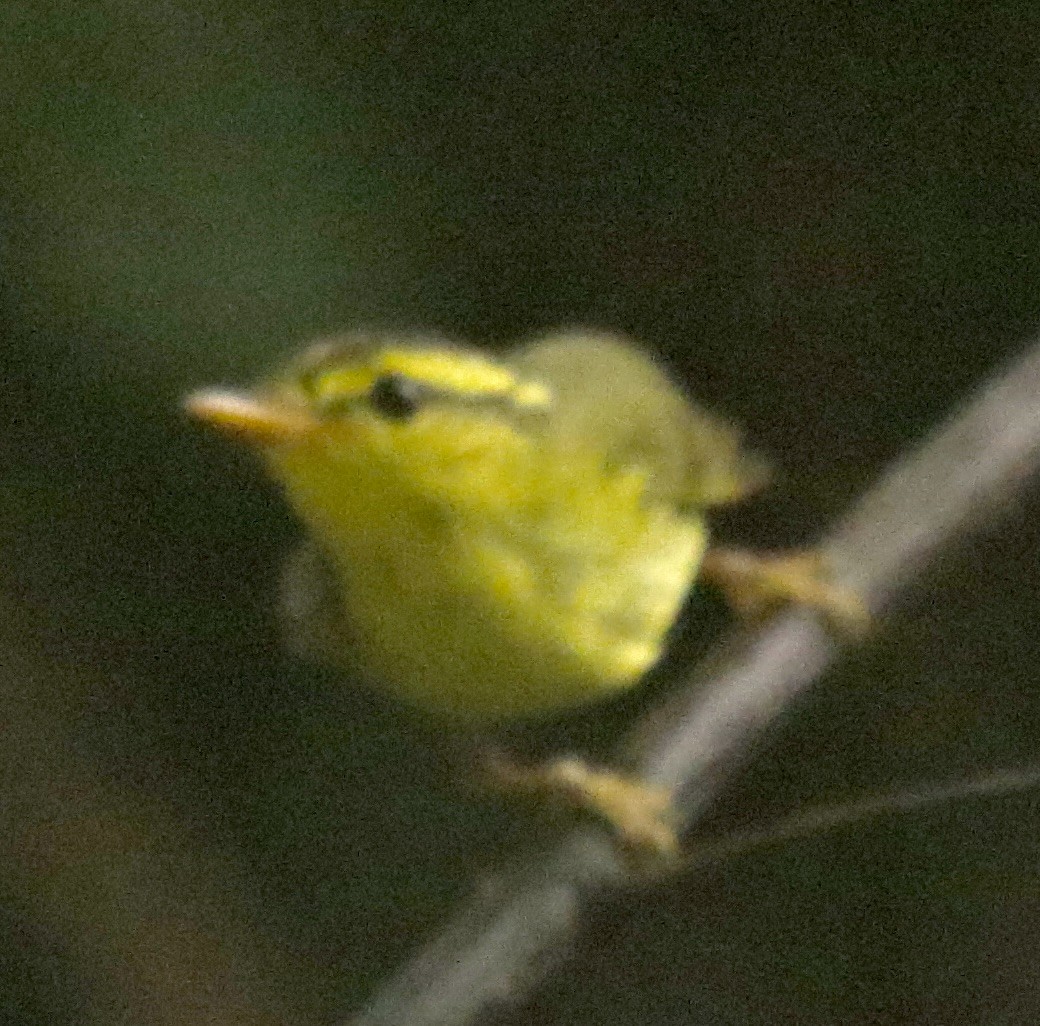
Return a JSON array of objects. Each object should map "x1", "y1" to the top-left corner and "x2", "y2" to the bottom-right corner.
[
  {"x1": 342, "y1": 513, "x2": 705, "y2": 720},
  {"x1": 270, "y1": 430, "x2": 706, "y2": 721}
]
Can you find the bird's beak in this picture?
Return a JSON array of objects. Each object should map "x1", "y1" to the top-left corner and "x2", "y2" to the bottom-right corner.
[{"x1": 184, "y1": 388, "x2": 317, "y2": 445}]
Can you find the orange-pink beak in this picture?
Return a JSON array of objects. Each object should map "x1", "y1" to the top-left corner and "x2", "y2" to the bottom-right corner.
[{"x1": 183, "y1": 388, "x2": 317, "y2": 446}]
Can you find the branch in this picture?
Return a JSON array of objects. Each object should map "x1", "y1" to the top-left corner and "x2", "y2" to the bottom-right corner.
[{"x1": 344, "y1": 338, "x2": 1040, "y2": 1026}]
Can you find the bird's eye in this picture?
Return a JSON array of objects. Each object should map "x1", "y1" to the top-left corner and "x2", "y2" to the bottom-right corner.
[{"x1": 369, "y1": 373, "x2": 424, "y2": 421}]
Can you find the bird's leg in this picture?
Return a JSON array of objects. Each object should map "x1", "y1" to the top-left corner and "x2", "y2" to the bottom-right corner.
[
  {"x1": 701, "y1": 546, "x2": 869, "y2": 635},
  {"x1": 480, "y1": 749, "x2": 681, "y2": 864}
]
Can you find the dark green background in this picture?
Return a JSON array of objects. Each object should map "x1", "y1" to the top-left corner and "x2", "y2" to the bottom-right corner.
[{"x1": 3, "y1": 3, "x2": 1040, "y2": 1024}]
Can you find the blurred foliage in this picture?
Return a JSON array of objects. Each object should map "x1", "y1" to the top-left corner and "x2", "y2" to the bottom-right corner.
[{"x1": 3, "y1": 2, "x2": 1040, "y2": 1024}]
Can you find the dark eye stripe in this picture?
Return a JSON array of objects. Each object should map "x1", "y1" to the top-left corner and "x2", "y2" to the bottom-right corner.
[
  {"x1": 297, "y1": 365, "x2": 323, "y2": 398},
  {"x1": 369, "y1": 373, "x2": 425, "y2": 421},
  {"x1": 303, "y1": 367, "x2": 544, "y2": 424}
]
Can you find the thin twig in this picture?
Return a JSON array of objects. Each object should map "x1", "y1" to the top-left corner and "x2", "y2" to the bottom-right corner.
[
  {"x1": 680, "y1": 765, "x2": 1040, "y2": 871},
  {"x1": 345, "y1": 338, "x2": 1040, "y2": 1026}
]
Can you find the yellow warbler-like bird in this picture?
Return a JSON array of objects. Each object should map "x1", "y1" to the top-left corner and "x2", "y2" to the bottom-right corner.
[{"x1": 187, "y1": 331, "x2": 853, "y2": 855}]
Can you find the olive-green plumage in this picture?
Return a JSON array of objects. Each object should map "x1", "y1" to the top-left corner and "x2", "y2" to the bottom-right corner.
[{"x1": 189, "y1": 332, "x2": 764, "y2": 721}]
